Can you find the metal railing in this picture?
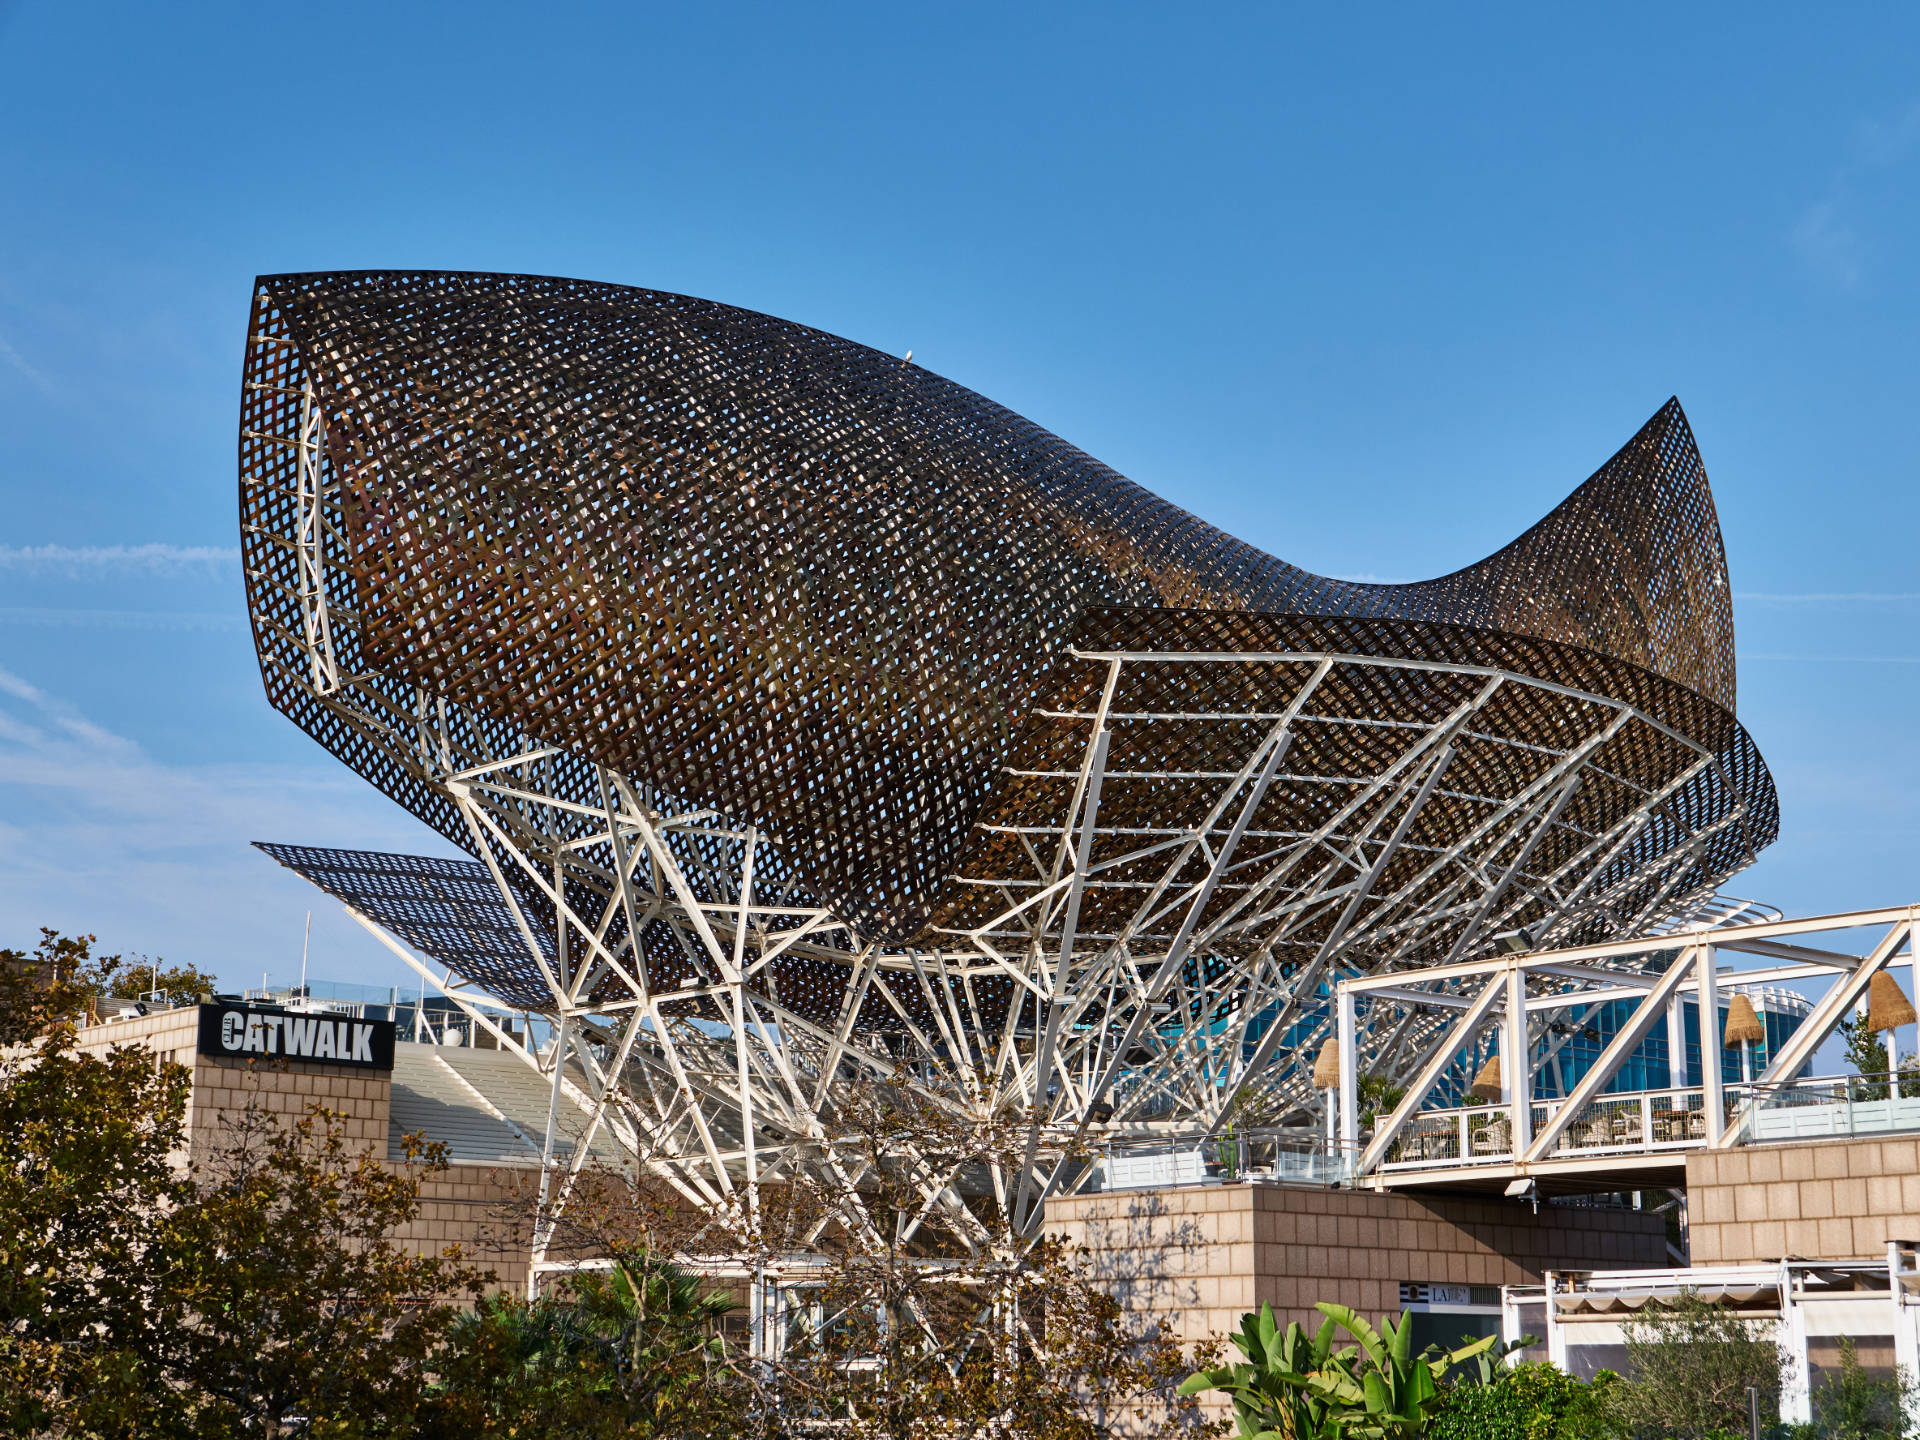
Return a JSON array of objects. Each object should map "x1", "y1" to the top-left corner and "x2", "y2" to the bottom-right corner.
[
  {"x1": 1093, "y1": 1129, "x2": 1355, "y2": 1190},
  {"x1": 1379, "y1": 1072, "x2": 1920, "y2": 1172},
  {"x1": 1084, "y1": 1071, "x2": 1920, "y2": 1190},
  {"x1": 1734, "y1": 1070, "x2": 1920, "y2": 1144},
  {"x1": 1380, "y1": 1085, "x2": 1752, "y2": 1170}
]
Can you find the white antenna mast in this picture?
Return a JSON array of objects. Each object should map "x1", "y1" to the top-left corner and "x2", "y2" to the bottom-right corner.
[{"x1": 299, "y1": 910, "x2": 311, "y2": 1000}]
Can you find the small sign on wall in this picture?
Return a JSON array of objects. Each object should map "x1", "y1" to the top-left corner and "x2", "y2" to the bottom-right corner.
[{"x1": 196, "y1": 1003, "x2": 395, "y2": 1072}]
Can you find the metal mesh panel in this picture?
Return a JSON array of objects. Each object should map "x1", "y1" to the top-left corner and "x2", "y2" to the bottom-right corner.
[
  {"x1": 239, "y1": 269, "x2": 1767, "y2": 947},
  {"x1": 253, "y1": 843, "x2": 555, "y2": 1009}
]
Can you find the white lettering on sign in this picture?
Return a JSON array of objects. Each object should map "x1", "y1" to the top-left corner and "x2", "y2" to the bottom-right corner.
[
  {"x1": 285, "y1": 1016, "x2": 318, "y2": 1057},
  {"x1": 199, "y1": 1004, "x2": 390, "y2": 1071}
]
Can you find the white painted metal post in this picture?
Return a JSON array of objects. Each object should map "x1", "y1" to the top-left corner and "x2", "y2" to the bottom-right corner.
[
  {"x1": 1506, "y1": 965, "x2": 1531, "y2": 1155},
  {"x1": 1697, "y1": 947, "x2": 1725, "y2": 1144},
  {"x1": 1667, "y1": 995, "x2": 1688, "y2": 1090},
  {"x1": 1501, "y1": 1286, "x2": 1523, "y2": 1347},
  {"x1": 528, "y1": 1013, "x2": 571, "y2": 1300},
  {"x1": 1888, "y1": 1005, "x2": 1902, "y2": 1100},
  {"x1": 1337, "y1": 985, "x2": 1359, "y2": 1160},
  {"x1": 1889, "y1": 1241, "x2": 1920, "y2": 1387},
  {"x1": 1544, "y1": 1272, "x2": 1566, "y2": 1371},
  {"x1": 1780, "y1": 1263, "x2": 1811, "y2": 1425}
]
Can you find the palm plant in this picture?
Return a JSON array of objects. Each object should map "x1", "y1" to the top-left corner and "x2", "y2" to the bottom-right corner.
[
  {"x1": 1181, "y1": 1304, "x2": 1351, "y2": 1438},
  {"x1": 1183, "y1": 1302, "x2": 1496, "y2": 1439},
  {"x1": 1305, "y1": 1304, "x2": 1494, "y2": 1437}
]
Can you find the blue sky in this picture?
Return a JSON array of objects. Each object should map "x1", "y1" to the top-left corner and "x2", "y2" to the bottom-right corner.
[{"x1": 1, "y1": 3, "x2": 1918, "y2": 991}]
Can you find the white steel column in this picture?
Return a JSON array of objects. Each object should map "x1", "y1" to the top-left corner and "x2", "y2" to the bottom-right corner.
[
  {"x1": 1506, "y1": 965, "x2": 1531, "y2": 1155},
  {"x1": 1544, "y1": 1272, "x2": 1567, "y2": 1371},
  {"x1": 528, "y1": 1013, "x2": 572, "y2": 1299},
  {"x1": 1337, "y1": 985, "x2": 1359, "y2": 1159},
  {"x1": 1667, "y1": 997, "x2": 1689, "y2": 1090},
  {"x1": 1888, "y1": 1241, "x2": 1920, "y2": 1391},
  {"x1": 1779, "y1": 1263, "x2": 1811, "y2": 1425},
  {"x1": 1697, "y1": 946, "x2": 1725, "y2": 1145}
]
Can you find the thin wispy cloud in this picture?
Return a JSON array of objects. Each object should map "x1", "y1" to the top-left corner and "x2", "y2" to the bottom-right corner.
[
  {"x1": 0, "y1": 330, "x2": 54, "y2": 394},
  {"x1": 0, "y1": 662, "x2": 450, "y2": 981},
  {"x1": 1792, "y1": 100, "x2": 1920, "y2": 289},
  {"x1": 1741, "y1": 653, "x2": 1920, "y2": 664},
  {"x1": 1791, "y1": 203, "x2": 1862, "y2": 289},
  {"x1": 0, "y1": 543, "x2": 239, "y2": 577},
  {"x1": 0, "y1": 607, "x2": 244, "y2": 632},
  {"x1": 1735, "y1": 591, "x2": 1920, "y2": 605}
]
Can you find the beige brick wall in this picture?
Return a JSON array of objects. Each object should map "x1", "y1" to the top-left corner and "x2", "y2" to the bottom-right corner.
[
  {"x1": 70, "y1": 1008, "x2": 391, "y2": 1156},
  {"x1": 70, "y1": 1009, "x2": 529, "y2": 1292},
  {"x1": 1047, "y1": 1181, "x2": 1668, "y2": 1345},
  {"x1": 188, "y1": 1053, "x2": 391, "y2": 1155},
  {"x1": 1687, "y1": 1137, "x2": 1920, "y2": 1262},
  {"x1": 398, "y1": 1161, "x2": 534, "y2": 1295}
]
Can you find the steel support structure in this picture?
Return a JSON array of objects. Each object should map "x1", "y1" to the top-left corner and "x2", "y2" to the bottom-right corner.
[
  {"x1": 1340, "y1": 905, "x2": 1920, "y2": 1188},
  {"x1": 245, "y1": 368, "x2": 1774, "y2": 1287}
]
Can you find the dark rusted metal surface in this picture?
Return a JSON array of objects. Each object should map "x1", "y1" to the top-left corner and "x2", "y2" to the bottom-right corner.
[{"x1": 239, "y1": 270, "x2": 1772, "y2": 950}]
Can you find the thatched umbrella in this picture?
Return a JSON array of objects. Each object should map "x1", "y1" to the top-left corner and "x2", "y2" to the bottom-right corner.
[
  {"x1": 1724, "y1": 992, "x2": 1764, "y2": 1084},
  {"x1": 1314, "y1": 1038, "x2": 1341, "y2": 1146},
  {"x1": 1867, "y1": 972, "x2": 1916, "y2": 1099},
  {"x1": 1469, "y1": 1053, "x2": 1504, "y2": 1102}
]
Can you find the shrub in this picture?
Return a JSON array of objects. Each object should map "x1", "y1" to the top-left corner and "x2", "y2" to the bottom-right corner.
[
  {"x1": 1615, "y1": 1293, "x2": 1783, "y2": 1438},
  {"x1": 1432, "y1": 1360, "x2": 1623, "y2": 1440}
]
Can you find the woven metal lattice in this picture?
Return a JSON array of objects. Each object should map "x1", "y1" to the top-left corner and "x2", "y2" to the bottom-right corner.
[
  {"x1": 239, "y1": 270, "x2": 1768, "y2": 948},
  {"x1": 254, "y1": 843, "x2": 555, "y2": 1009}
]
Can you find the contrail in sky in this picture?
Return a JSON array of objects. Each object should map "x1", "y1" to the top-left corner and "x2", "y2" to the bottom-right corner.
[{"x1": 0, "y1": 543, "x2": 238, "y2": 576}]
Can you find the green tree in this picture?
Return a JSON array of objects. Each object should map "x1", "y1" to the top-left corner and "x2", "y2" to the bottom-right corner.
[
  {"x1": 1804, "y1": 1335, "x2": 1917, "y2": 1440},
  {"x1": 1180, "y1": 1304, "x2": 1350, "y2": 1438},
  {"x1": 428, "y1": 1254, "x2": 741, "y2": 1437},
  {"x1": 536, "y1": 1079, "x2": 1214, "y2": 1440},
  {"x1": 0, "y1": 929, "x2": 191, "y2": 1437},
  {"x1": 1615, "y1": 1292, "x2": 1783, "y2": 1439},
  {"x1": 1838, "y1": 1017, "x2": 1920, "y2": 1099},
  {"x1": 160, "y1": 1103, "x2": 487, "y2": 1437},
  {"x1": 99, "y1": 957, "x2": 222, "y2": 1008},
  {"x1": 2, "y1": 929, "x2": 495, "y2": 1439},
  {"x1": 1432, "y1": 1361, "x2": 1622, "y2": 1440},
  {"x1": 2, "y1": 925, "x2": 218, "y2": 1018},
  {"x1": 1182, "y1": 1303, "x2": 1493, "y2": 1438}
]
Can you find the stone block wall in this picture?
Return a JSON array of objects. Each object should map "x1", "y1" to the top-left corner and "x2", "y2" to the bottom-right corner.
[
  {"x1": 71, "y1": 1008, "x2": 392, "y2": 1158},
  {"x1": 71, "y1": 1008, "x2": 530, "y2": 1291},
  {"x1": 401, "y1": 1162, "x2": 534, "y2": 1294},
  {"x1": 1687, "y1": 1137, "x2": 1920, "y2": 1262},
  {"x1": 1047, "y1": 1180, "x2": 1669, "y2": 1346}
]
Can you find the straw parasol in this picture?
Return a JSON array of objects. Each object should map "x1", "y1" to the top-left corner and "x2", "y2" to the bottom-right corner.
[
  {"x1": 1723, "y1": 994, "x2": 1765, "y2": 1047},
  {"x1": 1313, "y1": 1038, "x2": 1341, "y2": 1089},
  {"x1": 1868, "y1": 972, "x2": 1917, "y2": 1034},
  {"x1": 1469, "y1": 1054, "x2": 1503, "y2": 1101}
]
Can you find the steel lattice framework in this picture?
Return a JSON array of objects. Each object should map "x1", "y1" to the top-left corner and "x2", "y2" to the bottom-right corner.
[{"x1": 238, "y1": 270, "x2": 1777, "y2": 1260}]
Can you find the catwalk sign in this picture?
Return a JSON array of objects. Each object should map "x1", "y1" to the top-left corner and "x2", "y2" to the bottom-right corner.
[{"x1": 196, "y1": 1003, "x2": 396, "y2": 1071}]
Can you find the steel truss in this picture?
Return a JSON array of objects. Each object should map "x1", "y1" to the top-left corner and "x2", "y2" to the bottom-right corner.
[{"x1": 1338, "y1": 905, "x2": 1920, "y2": 1192}]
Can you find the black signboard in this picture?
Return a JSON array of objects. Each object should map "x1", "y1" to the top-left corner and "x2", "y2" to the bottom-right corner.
[{"x1": 196, "y1": 1002, "x2": 396, "y2": 1072}]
